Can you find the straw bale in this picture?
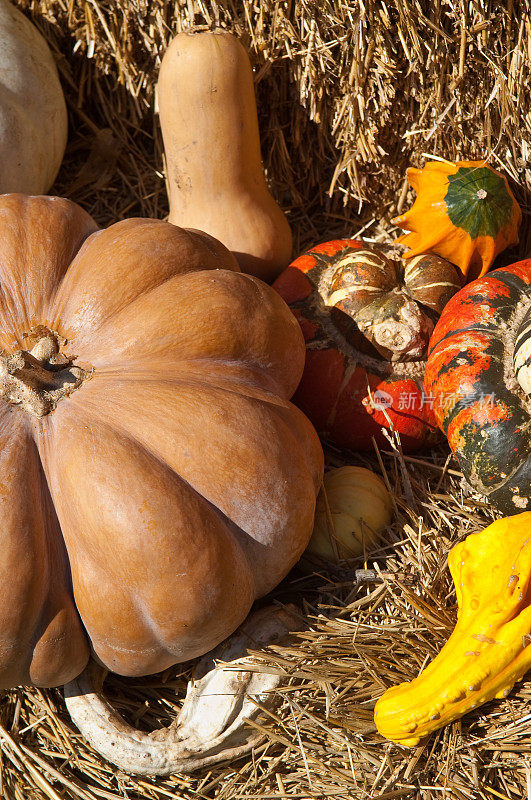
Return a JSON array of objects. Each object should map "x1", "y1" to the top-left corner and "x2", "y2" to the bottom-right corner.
[
  {"x1": 3, "y1": 1, "x2": 531, "y2": 798},
  {"x1": 16, "y1": 0, "x2": 531, "y2": 250}
]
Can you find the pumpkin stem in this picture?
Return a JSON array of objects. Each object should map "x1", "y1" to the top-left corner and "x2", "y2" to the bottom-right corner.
[{"x1": 0, "y1": 328, "x2": 89, "y2": 418}]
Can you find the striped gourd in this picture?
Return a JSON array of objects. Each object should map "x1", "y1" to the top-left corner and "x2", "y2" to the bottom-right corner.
[
  {"x1": 514, "y1": 306, "x2": 531, "y2": 395},
  {"x1": 273, "y1": 240, "x2": 461, "y2": 451},
  {"x1": 425, "y1": 260, "x2": 531, "y2": 513}
]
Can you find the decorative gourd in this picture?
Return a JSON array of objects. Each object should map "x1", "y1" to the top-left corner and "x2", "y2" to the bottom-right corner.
[
  {"x1": 158, "y1": 30, "x2": 292, "y2": 283},
  {"x1": 0, "y1": 0, "x2": 67, "y2": 193},
  {"x1": 0, "y1": 194, "x2": 323, "y2": 770},
  {"x1": 273, "y1": 240, "x2": 462, "y2": 451},
  {"x1": 425, "y1": 260, "x2": 531, "y2": 514},
  {"x1": 393, "y1": 160, "x2": 522, "y2": 282},
  {"x1": 375, "y1": 513, "x2": 531, "y2": 746},
  {"x1": 305, "y1": 466, "x2": 393, "y2": 561},
  {"x1": 66, "y1": 605, "x2": 301, "y2": 775}
]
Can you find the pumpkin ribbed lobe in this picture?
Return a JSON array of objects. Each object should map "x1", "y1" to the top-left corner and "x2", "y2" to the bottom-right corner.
[{"x1": 0, "y1": 328, "x2": 90, "y2": 418}]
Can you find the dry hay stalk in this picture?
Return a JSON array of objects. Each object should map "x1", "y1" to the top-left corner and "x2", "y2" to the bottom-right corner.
[{"x1": 2, "y1": 1, "x2": 531, "y2": 798}]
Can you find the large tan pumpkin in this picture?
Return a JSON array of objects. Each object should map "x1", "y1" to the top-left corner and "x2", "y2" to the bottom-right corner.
[
  {"x1": 0, "y1": 0, "x2": 67, "y2": 193},
  {"x1": 0, "y1": 194, "x2": 323, "y2": 689}
]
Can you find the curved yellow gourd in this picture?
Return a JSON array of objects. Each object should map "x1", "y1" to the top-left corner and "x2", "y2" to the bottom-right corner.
[{"x1": 375, "y1": 513, "x2": 531, "y2": 746}]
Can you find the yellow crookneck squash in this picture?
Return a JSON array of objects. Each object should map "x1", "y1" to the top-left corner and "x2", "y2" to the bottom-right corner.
[
  {"x1": 393, "y1": 160, "x2": 522, "y2": 282},
  {"x1": 375, "y1": 513, "x2": 531, "y2": 746}
]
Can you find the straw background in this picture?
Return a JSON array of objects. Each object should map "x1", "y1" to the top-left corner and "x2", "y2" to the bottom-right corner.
[
  {"x1": 17, "y1": 0, "x2": 531, "y2": 250},
  {"x1": 3, "y1": 1, "x2": 531, "y2": 798}
]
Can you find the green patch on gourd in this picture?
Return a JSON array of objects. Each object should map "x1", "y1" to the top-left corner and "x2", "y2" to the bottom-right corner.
[{"x1": 445, "y1": 166, "x2": 514, "y2": 240}]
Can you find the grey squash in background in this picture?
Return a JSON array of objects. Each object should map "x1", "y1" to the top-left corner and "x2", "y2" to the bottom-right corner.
[{"x1": 0, "y1": 0, "x2": 67, "y2": 194}]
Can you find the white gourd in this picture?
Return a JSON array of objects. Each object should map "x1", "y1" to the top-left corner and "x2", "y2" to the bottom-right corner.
[{"x1": 0, "y1": 0, "x2": 67, "y2": 194}]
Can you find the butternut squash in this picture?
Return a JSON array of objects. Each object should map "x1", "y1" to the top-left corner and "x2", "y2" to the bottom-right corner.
[{"x1": 157, "y1": 30, "x2": 293, "y2": 283}]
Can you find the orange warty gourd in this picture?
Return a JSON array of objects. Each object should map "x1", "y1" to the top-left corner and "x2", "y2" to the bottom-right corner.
[
  {"x1": 0, "y1": 194, "x2": 323, "y2": 690},
  {"x1": 393, "y1": 160, "x2": 522, "y2": 282},
  {"x1": 375, "y1": 513, "x2": 531, "y2": 746},
  {"x1": 158, "y1": 30, "x2": 293, "y2": 283}
]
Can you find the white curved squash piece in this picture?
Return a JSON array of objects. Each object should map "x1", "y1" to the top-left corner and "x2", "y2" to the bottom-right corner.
[{"x1": 65, "y1": 605, "x2": 299, "y2": 775}]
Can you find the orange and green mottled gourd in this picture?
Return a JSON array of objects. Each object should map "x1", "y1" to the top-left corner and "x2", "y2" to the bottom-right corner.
[
  {"x1": 393, "y1": 160, "x2": 522, "y2": 282},
  {"x1": 374, "y1": 513, "x2": 531, "y2": 746},
  {"x1": 424, "y1": 259, "x2": 531, "y2": 515}
]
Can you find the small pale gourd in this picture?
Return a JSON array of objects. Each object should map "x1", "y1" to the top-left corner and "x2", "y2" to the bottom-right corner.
[
  {"x1": 0, "y1": 0, "x2": 67, "y2": 193},
  {"x1": 306, "y1": 466, "x2": 393, "y2": 561}
]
